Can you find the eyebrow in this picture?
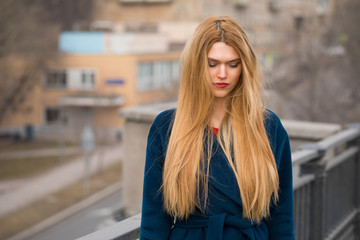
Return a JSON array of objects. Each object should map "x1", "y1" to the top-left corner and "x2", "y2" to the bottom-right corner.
[{"x1": 207, "y1": 57, "x2": 241, "y2": 63}]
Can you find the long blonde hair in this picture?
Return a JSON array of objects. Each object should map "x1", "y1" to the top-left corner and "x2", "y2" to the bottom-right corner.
[{"x1": 162, "y1": 16, "x2": 279, "y2": 224}]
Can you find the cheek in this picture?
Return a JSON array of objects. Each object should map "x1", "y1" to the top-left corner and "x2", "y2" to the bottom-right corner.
[
  {"x1": 209, "y1": 69, "x2": 217, "y2": 81},
  {"x1": 231, "y1": 71, "x2": 241, "y2": 84}
]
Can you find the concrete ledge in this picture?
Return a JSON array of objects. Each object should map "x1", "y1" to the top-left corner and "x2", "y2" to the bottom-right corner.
[
  {"x1": 76, "y1": 213, "x2": 141, "y2": 240},
  {"x1": 120, "y1": 102, "x2": 341, "y2": 142},
  {"x1": 119, "y1": 102, "x2": 177, "y2": 123},
  {"x1": 282, "y1": 119, "x2": 342, "y2": 140}
]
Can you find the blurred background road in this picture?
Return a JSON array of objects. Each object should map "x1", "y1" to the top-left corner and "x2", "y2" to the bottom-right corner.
[{"x1": 27, "y1": 190, "x2": 123, "y2": 240}]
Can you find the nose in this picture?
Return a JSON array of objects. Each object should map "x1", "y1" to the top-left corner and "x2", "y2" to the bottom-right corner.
[{"x1": 217, "y1": 64, "x2": 227, "y2": 79}]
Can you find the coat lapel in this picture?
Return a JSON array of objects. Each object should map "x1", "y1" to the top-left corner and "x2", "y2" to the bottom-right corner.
[{"x1": 207, "y1": 138, "x2": 243, "y2": 207}]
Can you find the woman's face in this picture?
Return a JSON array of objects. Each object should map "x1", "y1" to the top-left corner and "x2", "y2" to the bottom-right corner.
[{"x1": 207, "y1": 42, "x2": 242, "y2": 100}]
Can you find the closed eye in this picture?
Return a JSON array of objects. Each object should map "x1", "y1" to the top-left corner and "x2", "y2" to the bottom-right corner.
[
  {"x1": 208, "y1": 58, "x2": 241, "y2": 68},
  {"x1": 208, "y1": 61, "x2": 217, "y2": 67},
  {"x1": 228, "y1": 61, "x2": 240, "y2": 68}
]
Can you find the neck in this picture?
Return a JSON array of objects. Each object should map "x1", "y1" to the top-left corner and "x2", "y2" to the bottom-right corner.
[{"x1": 210, "y1": 97, "x2": 227, "y2": 128}]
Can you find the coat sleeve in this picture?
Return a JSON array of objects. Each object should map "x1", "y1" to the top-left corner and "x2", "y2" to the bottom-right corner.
[
  {"x1": 140, "y1": 120, "x2": 173, "y2": 240},
  {"x1": 267, "y1": 123, "x2": 295, "y2": 240}
]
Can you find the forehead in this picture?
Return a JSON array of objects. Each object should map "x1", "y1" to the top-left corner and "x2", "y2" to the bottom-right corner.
[{"x1": 207, "y1": 42, "x2": 240, "y2": 61}]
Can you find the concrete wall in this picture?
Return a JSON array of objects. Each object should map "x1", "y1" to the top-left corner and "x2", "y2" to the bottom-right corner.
[{"x1": 119, "y1": 102, "x2": 176, "y2": 215}]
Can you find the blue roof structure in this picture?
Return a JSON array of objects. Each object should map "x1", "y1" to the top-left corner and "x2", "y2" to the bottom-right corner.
[
  {"x1": 59, "y1": 32, "x2": 104, "y2": 54},
  {"x1": 58, "y1": 31, "x2": 169, "y2": 54}
]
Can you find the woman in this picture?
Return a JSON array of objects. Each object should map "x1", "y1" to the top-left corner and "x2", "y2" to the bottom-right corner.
[{"x1": 140, "y1": 16, "x2": 295, "y2": 240}]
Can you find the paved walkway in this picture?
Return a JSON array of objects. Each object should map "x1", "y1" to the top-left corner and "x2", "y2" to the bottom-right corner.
[{"x1": 0, "y1": 145, "x2": 123, "y2": 218}]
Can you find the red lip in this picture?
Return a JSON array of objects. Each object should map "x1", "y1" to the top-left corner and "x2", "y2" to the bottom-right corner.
[{"x1": 214, "y1": 82, "x2": 229, "y2": 88}]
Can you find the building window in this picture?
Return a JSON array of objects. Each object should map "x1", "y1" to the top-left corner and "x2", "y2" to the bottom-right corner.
[
  {"x1": 294, "y1": 15, "x2": 304, "y2": 30},
  {"x1": 119, "y1": 0, "x2": 172, "y2": 4},
  {"x1": 268, "y1": 0, "x2": 280, "y2": 13},
  {"x1": 44, "y1": 107, "x2": 62, "y2": 125},
  {"x1": 138, "y1": 62, "x2": 153, "y2": 91},
  {"x1": 44, "y1": 68, "x2": 96, "y2": 90},
  {"x1": 45, "y1": 70, "x2": 67, "y2": 88},
  {"x1": 317, "y1": 0, "x2": 329, "y2": 16},
  {"x1": 234, "y1": 0, "x2": 249, "y2": 8},
  {"x1": 137, "y1": 60, "x2": 179, "y2": 91},
  {"x1": 125, "y1": 23, "x2": 158, "y2": 33},
  {"x1": 81, "y1": 70, "x2": 95, "y2": 90}
]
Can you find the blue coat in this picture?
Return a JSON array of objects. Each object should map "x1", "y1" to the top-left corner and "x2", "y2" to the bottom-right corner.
[{"x1": 140, "y1": 109, "x2": 295, "y2": 240}]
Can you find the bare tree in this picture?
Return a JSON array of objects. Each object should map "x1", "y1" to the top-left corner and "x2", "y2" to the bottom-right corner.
[
  {"x1": 0, "y1": 0, "x2": 93, "y2": 124},
  {"x1": 0, "y1": 0, "x2": 58, "y2": 123},
  {"x1": 272, "y1": 0, "x2": 360, "y2": 124}
]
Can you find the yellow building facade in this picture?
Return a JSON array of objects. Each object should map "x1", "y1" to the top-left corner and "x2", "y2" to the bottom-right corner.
[{"x1": 1, "y1": 51, "x2": 181, "y2": 142}]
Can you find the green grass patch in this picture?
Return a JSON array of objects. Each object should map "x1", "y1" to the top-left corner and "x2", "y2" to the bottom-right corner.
[
  {"x1": 0, "y1": 155, "x2": 78, "y2": 180},
  {"x1": 0, "y1": 161, "x2": 122, "y2": 240}
]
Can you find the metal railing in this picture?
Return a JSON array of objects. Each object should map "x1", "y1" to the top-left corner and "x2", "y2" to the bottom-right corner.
[
  {"x1": 293, "y1": 126, "x2": 360, "y2": 240},
  {"x1": 77, "y1": 125, "x2": 360, "y2": 240}
]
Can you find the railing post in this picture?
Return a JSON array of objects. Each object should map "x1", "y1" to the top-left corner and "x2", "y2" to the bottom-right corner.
[
  {"x1": 347, "y1": 124, "x2": 360, "y2": 239},
  {"x1": 300, "y1": 145, "x2": 326, "y2": 240},
  {"x1": 355, "y1": 149, "x2": 360, "y2": 240}
]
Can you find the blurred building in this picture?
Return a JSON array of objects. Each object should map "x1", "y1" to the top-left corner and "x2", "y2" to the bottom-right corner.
[
  {"x1": 92, "y1": 0, "x2": 333, "y2": 67},
  {"x1": 91, "y1": 0, "x2": 335, "y2": 117},
  {"x1": 0, "y1": 32, "x2": 181, "y2": 142},
  {"x1": 0, "y1": 0, "x2": 336, "y2": 142}
]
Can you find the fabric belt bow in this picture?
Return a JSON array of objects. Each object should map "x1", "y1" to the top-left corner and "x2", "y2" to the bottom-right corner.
[{"x1": 174, "y1": 213, "x2": 256, "y2": 240}]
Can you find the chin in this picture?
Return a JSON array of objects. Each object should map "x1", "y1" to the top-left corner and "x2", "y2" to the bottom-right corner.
[{"x1": 214, "y1": 93, "x2": 229, "y2": 99}]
